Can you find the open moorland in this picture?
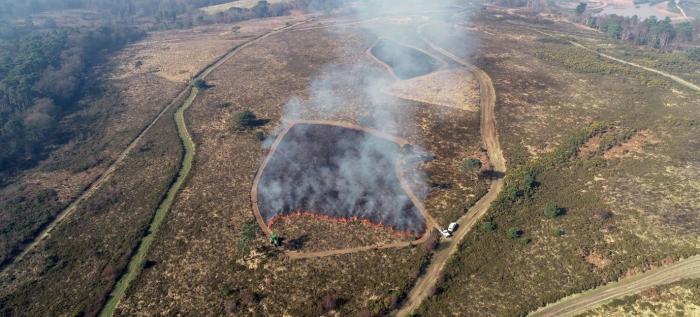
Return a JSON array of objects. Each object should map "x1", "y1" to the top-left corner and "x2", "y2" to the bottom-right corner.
[
  {"x1": 2, "y1": 1, "x2": 699, "y2": 316},
  {"x1": 0, "y1": 15, "x2": 307, "y2": 317},
  {"x1": 111, "y1": 8, "x2": 490, "y2": 315},
  {"x1": 415, "y1": 6, "x2": 700, "y2": 317}
]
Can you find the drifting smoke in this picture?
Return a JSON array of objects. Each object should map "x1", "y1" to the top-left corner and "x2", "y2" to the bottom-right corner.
[
  {"x1": 256, "y1": 0, "x2": 474, "y2": 235},
  {"x1": 257, "y1": 124, "x2": 425, "y2": 234}
]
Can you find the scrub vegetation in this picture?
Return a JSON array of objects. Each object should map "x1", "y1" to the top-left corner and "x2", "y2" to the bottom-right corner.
[
  {"x1": 2, "y1": 1, "x2": 700, "y2": 316},
  {"x1": 415, "y1": 8, "x2": 700, "y2": 316}
]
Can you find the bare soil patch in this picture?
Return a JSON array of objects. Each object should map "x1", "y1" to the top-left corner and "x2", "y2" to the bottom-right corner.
[
  {"x1": 584, "y1": 251, "x2": 611, "y2": 269},
  {"x1": 603, "y1": 129, "x2": 660, "y2": 159}
]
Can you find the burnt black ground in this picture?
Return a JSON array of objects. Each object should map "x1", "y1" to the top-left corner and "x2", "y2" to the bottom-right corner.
[
  {"x1": 257, "y1": 124, "x2": 426, "y2": 234},
  {"x1": 370, "y1": 39, "x2": 441, "y2": 80}
]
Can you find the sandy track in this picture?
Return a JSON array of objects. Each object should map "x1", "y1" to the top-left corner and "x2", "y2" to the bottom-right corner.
[
  {"x1": 394, "y1": 24, "x2": 506, "y2": 316},
  {"x1": 529, "y1": 255, "x2": 700, "y2": 316},
  {"x1": 573, "y1": 41, "x2": 700, "y2": 92}
]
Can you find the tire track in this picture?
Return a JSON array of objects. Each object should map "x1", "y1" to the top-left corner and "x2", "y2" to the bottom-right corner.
[{"x1": 529, "y1": 255, "x2": 700, "y2": 317}]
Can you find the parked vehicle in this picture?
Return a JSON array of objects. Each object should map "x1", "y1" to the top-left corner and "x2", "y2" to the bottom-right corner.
[
  {"x1": 440, "y1": 229, "x2": 452, "y2": 238},
  {"x1": 448, "y1": 222, "x2": 459, "y2": 233}
]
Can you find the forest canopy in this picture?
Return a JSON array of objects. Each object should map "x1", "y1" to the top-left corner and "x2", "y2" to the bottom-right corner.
[{"x1": 0, "y1": 25, "x2": 144, "y2": 173}]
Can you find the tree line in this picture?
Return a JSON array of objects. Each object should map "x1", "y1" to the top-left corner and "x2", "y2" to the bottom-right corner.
[
  {"x1": 0, "y1": 0, "x2": 346, "y2": 29},
  {"x1": 573, "y1": 3, "x2": 699, "y2": 50}
]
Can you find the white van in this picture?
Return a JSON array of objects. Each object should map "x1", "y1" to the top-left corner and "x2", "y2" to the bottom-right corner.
[{"x1": 448, "y1": 222, "x2": 458, "y2": 233}]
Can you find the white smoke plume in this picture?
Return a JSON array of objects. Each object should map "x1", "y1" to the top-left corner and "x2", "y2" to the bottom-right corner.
[{"x1": 257, "y1": 0, "x2": 475, "y2": 235}]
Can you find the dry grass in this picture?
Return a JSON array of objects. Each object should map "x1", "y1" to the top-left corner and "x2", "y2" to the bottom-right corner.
[
  {"x1": 416, "y1": 9, "x2": 700, "y2": 316},
  {"x1": 115, "y1": 19, "x2": 486, "y2": 315},
  {"x1": 112, "y1": 16, "x2": 304, "y2": 83},
  {"x1": 0, "y1": 37, "x2": 183, "y2": 267},
  {"x1": 387, "y1": 69, "x2": 479, "y2": 112},
  {"x1": 0, "y1": 15, "x2": 313, "y2": 317},
  {"x1": 200, "y1": 0, "x2": 292, "y2": 15},
  {"x1": 0, "y1": 101, "x2": 183, "y2": 316},
  {"x1": 271, "y1": 215, "x2": 415, "y2": 252}
]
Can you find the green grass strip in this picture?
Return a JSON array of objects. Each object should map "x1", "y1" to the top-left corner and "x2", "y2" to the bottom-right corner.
[{"x1": 98, "y1": 87, "x2": 198, "y2": 317}]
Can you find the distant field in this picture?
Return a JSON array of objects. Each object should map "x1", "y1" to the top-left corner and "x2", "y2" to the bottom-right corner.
[{"x1": 200, "y1": 0, "x2": 291, "y2": 14}]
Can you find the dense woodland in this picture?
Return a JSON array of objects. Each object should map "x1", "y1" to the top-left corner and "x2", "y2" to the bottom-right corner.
[
  {"x1": 579, "y1": 13, "x2": 699, "y2": 49},
  {"x1": 491, "y1": 0, "x2": 700, "y2": 50},
  {"x1": 0, "y1": 0, "x2": 345, "y2": 28},
  {"x1": 0, "y1": 25, "x2": 143, "y2": 174}
]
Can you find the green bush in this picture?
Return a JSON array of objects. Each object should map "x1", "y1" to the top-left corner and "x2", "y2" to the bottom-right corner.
[
  {"x1": 483, "y1": 221, "x2": 497, "y2": 232},
  {"x1": 232, "y1": 111, "x2": 257, "y2": 131},
  {"x1": 544, "y1": 201, "x2": 563, "y2": 218},
  {"x1": 687, "y1": 48, "x2": 700, "y2": 62},
  {"x1": 535, "y1": 46, "x2": 671, "y2": 87},
  {"x1": 597, "y1": 128, "x2": 635, "y2": 154},
  {"x1": 194, "y1": 79, "x2": 210, "y2": 89},
  {"x1": 219, "y1": 283, "x2": 234, "y2": 297},
  {"x1": 461, "y1": 158, "x2": 482, "y2": 173},
  {"x1": 236, "y1": 220, "x2": 258, "y2": 253},
  {"x1": 553, "y1": 227, "x2": 565, "y2": 236},
  {"x1": 506, "y1": 227, "x2": 522, "y2": 239}
]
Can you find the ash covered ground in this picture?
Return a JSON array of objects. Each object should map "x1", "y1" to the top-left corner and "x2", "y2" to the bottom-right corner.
[
  {"x1": 257, "y1": 123, "x2": 426, "y2": 235},
  {"x1": 370, "y1": 39, "x2": 441, "y2": 80}
]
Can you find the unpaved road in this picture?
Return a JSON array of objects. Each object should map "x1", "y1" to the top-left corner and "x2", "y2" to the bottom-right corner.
[
  {"x1": 529, "y1": 255, "x2": 700, "y2": 316},
  {"x1": 572, "y1": 41, "x2": 700, "y2": 92},
  {"x1": 394, "y1": 24, "x2": 506, "y2": 316},
  {"x1": 524, "y1": 25, "x2": 700, "y2": 93}
]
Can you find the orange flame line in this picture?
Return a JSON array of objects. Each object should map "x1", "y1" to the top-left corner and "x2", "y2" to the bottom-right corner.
[{"x1": 267, "y1": 210, "x2": 424, "y2": 238}]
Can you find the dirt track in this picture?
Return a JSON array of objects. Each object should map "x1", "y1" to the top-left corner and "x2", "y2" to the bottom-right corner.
[
  {"x1": 394, "y1": 24, "x2": 506, "y2": 316},
  {"x1": 529, "y1": 255, "x2": 700, "y2": 316}
]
